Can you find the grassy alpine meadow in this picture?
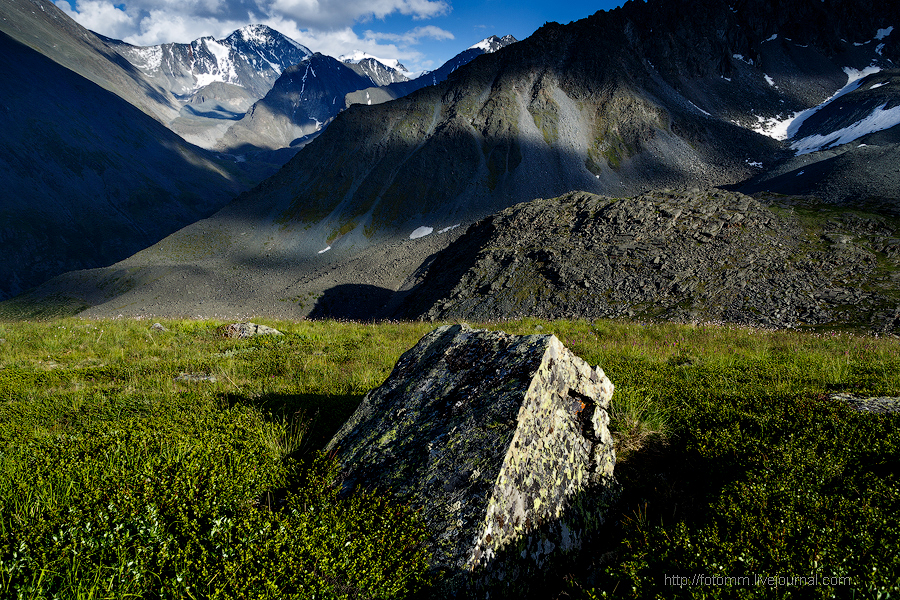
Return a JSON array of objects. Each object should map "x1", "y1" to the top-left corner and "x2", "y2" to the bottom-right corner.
[{"x1": 0, "y1": 317, "x2": 898, "y2": 599}]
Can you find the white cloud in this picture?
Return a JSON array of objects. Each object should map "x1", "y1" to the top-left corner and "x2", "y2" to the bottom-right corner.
[
  {"x1": 56, "y1": 0, "x2": 135, "y2": 39},
  {"x1": 264, "y1": 22, "x2": 435, "y2": 70},
  {"x1": 261, "y1": 0, "x2": 449, "y2": 30},
  {"x1": 364, "y1": 25, "x2": 454, "y2": 45},
  {"x1": 129, "y1": 10, "x2": 249, "y2": 45}
]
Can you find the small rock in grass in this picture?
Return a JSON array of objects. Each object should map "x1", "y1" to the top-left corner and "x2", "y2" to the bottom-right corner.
[
  {"x1": 223, "y1": 322, "x2": 284, "y2": 339},
  {"x1": 175, "y1": 372, "x2": 217, "y2": 383}
]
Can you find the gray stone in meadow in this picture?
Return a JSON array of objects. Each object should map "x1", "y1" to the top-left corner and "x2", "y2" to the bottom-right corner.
[
  {"x1": 150, "y1": 322, "x2": 168, "y2": 332},
  {"x1": 831, "y1": 393, "x2": 900, "y2": 414},
  {"x1": 175, "y1": 372, "x2": 217, "y2": 383},
  {"x1": 325, "y1": 323, "x2": 617, "y2": 593},
  {"x1": 223, "y1": 322, "x2": 284, "y2": 339}
]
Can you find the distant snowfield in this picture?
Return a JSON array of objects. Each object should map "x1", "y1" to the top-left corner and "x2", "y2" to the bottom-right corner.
[
  {"x1": 747, "y1": 65, "x2": 886, "y2": 147},
  {"x1": 791, "y1": 103, "x2": 900, "y2": 155}
]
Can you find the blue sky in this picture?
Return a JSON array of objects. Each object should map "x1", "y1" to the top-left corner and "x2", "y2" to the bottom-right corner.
[{"x1": 56, "y1": 0, "x2": 625, "y2": 73}]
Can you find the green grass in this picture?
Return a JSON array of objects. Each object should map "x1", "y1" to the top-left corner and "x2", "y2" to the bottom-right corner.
[{"x1": 1, "y1": 318, "x2": 899, "y2": 598}]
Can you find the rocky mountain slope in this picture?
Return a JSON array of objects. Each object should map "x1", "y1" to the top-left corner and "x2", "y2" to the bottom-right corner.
[
  {"x1": 8, "y1": 0, "x2": 900, "y2": 327},
  {"x1": 216, "y1": 53, "x2": 387, "y2": 152},
  {"x1": 393, "y1": 190, "x2": 900, "y2": 332},
  {"x1": 213, "y1": 0, "x2": 896, "y2": 254},
  {"x1": 215, "y1": 38, "x2": 519, "y2": 154}
]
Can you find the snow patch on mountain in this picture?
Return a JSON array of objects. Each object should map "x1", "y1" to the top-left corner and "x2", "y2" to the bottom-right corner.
[
  {"x1": 791, "y1": 103, "x2": 900, "y2": 155},
  {"x1": 111, "y1": 25, "x2": 311, "y2": 96},
  {"x1": 749, "y1": 114, "x2": 797, "y2": 140},
  {"x1": 744, "y1": 65, "x2": 884, "y2": 143},
  {"x1": 410, "y1": 226, "x2": 434, "y2": 240},
  {"x1": 468, "y1": 35, "x2": 517, "y2": 53},
  {"x1": 688, "y1": 100, "x2": 710, "y2": 116},
  {"x1": 340, "y1": 51, "x2": 407, "y2": 73},
  {"x1": 129, "y1": 45, "x2": 163, "y2": 71}
]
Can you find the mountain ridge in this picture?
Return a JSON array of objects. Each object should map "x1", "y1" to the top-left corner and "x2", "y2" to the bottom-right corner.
[
  {"x1": 100, "y1": 25, "x2": 312, "y2": 100},
  {"x1": 0, "y1": 27, "x2": 248, "y2": 301}
]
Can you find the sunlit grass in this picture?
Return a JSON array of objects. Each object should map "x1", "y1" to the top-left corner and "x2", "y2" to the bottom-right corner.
[{"x1": 1, "y1": 317, "x2": 899, "y2": 598}]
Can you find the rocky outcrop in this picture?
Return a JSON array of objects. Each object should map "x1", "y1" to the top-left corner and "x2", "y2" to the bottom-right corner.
[
  {"x1": 394, "y1": 189, "x2": 900, "y2": 332},
  {"x1": 325, "y1": 324, "x2": 617, "y2": 593}
]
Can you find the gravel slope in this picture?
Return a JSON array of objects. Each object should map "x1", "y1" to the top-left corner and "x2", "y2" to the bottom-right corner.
[{"x1": 393, "y1": 189, "x2": 900, "y2": 332}]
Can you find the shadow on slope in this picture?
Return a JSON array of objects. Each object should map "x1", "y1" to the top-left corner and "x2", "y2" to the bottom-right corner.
[
  {"x1": 308, "y1": 285, "x2": 395, "y2": 321},
  {"x1": 0, "y1": 0, "x2": 180, "y2": 122},
  {"x1": 218, "y1": 391, "x2": 365, "y2": 457},
  {"x1": 0, "y1": 31, "x2": 248, "y2": 301}
]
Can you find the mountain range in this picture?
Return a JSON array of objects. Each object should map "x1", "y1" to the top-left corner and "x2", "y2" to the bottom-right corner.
[
  {"x1": 0, "y1": 0, "x2": 515, "y2": 302},
  {"x1": 3, "y1": 0, "x2": 899, "y2": 330}
]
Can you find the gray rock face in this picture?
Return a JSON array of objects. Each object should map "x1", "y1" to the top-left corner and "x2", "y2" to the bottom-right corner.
[
  {"x1": 325, "y1": 324, "x2": 617, "y2": 592},
  {"x1": 223, "y1": 322, "x2": 283, "y2": 338}
]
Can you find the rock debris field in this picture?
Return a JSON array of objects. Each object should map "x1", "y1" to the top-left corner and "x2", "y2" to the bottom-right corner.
[{"x1": 397, "y1": 189, "x2": 900, "y2": 333}]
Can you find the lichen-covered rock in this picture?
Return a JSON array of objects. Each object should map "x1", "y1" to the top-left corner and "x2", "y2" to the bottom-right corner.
[
  {"x1": 223, "y1": 322, "x2": 283, "y2": 338},
  {"x1": 831, "y1": 393, "x2": 900, "y2": 414},
  {"x1": 325, "y1": 324, "x2": 617, "y2": 593}
]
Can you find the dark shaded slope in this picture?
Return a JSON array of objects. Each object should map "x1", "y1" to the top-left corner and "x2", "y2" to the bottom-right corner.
[
  {"x1": 0, "y1": 32, "x2": 246, "y2": 300},
  {"x1": 218, "y1": 54, "x2": 380, "y2": 152},
  {"x1": 0, "y1": 0, "x2": 179, "y2": 124}
]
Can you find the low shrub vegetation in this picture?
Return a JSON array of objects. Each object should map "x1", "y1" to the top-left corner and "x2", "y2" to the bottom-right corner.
[{"x1": 0, "y1": 318, "x2": 897, "y2": 598}]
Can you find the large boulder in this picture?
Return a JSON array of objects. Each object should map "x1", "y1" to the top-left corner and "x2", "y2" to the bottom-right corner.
[{"x1": 325, "y1": 324, "x2": 617, "y2": 593}]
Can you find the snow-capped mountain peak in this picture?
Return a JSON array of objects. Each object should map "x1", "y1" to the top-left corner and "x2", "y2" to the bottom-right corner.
[
  {"x1": 225, "y1": 24, "x2": 310, "y2": 54},
  {"x1": 339, "y1": 50, "x2": 409, "y2": 73},
  {"x1": 108, "y1": 25, "x2": 311, "y2": 98},
  {"x1": 468, "y1": 34, "x2": 517, "y2": 53},
  {"x1": 339, "y1": 51, "x2": 411, "y2": 86}
]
